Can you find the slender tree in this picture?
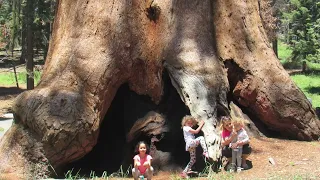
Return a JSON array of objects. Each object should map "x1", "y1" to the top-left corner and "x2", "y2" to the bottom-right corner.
[
  {"x1": 10, "y1": 0, "x2": 19, "y2": 54},
  {"x1": 35, "y1": 0, "x2": 55, "y2": 60},
  {"x1": 0, "y1": 1, "x2": 11, "y2": 49},
  {"x1": 43, "y1": 0, "x2": 56, "y2": 60},
  {"x1": 19, "y1": 1, "x2": 26, "y2": 63},
  {"x1": 26, "y1": 0, "x2": 34, "y2": 89}
]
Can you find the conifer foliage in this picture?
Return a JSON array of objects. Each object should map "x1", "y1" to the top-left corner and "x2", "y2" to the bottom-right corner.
[{"x1": 282, "y1": 0, "x2": 320, "y2": 62}]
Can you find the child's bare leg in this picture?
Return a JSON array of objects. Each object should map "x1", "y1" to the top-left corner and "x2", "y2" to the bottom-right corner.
[
  {"x1": 132, "y1": 168, "x2": 140, "y2": 180},
  {"x1": 146, "y1": 166, "x2": 154, "y2": 180}
]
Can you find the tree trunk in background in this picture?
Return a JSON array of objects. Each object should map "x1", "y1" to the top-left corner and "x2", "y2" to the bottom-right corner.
[
  {"x1": 42, "y1": 0, "x2": 53, "y2": 61},
  {"x1": 20, "y1": 1, "x2": 27, "y2": 64},
  {"x1": 0, "y1": 0, "x2": 319, "y2": 179},
  {"x1": 10, "y1": 0, "x2": 18, "y2": 53},
  {"x1": 26, "y1": 0, "x2": 34, "y2": 90},
  {"x1": 272, "y1": 38, "x2": 278, "y2": 57}
]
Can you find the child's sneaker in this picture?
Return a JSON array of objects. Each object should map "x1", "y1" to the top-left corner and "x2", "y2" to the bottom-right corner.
[
  {"x1": 229, "y1": 166, "x2": 235, "y2": 173},
  {"x1": 237, "y1": 167, "x2": 242, "y2": 173},
  {"x1": 203, "y1": 152, "x2": 209, "y2": 159},
  {"x1": 229, "y1": 163, "x2": 236, "y2": 173},
  {"x1": 180, "y1": 172, "x2": 189, "y2": 179}
]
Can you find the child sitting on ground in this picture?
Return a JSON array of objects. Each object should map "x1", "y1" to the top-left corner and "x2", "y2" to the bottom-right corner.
[
  {"x1": 132, "y1": 141, "x2": 154, "y2": 180},
  {"x1": 180, "y1": 115, "x2": 209, "y2": 178}
]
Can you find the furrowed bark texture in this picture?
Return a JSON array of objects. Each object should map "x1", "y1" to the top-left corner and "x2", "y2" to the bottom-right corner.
[
  {"x1": 213, "y1": 0, "x2": 320, "y2": 140},
  {"x1": 0, "y1": 0, "x2": 227, "y2": 177}
]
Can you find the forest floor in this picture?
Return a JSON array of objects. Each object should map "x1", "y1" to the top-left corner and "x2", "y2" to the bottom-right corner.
[{"x1": 0, "y1": 80, "x2": 320, "y2": 180}]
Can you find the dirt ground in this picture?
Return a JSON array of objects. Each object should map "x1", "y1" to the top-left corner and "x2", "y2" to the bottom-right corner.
[
  {"x1": 0, "y1": 86, "x2": 320, "y2": 179},
  {"x1": 0, "y1": 85, "x2": 24, "y2": 115}
]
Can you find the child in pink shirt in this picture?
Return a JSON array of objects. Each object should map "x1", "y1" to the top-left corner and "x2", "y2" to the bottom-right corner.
[{"x1": 132, "y1": 141, "x2": 154, "y2": 180}]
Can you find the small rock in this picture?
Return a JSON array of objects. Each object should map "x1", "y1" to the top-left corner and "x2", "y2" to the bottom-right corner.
[{"x1": 268, "y1": 157, "x2": 276, "y2": 165}]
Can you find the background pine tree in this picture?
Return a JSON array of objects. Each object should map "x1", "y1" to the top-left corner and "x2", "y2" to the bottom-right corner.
[{"x1": 282, "y1": 0, "x2": 320, "y2": 63}]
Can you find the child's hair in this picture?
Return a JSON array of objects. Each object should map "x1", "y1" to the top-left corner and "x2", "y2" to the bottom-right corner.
[
  {"x1": 181, "y1": 115, "x2": 197, "y2": 128},
  {"x1": 218, "y1": 116, "x2": 232, "y2": 131},
  {"x1": 232, "y1": 116, "x2": 249, "y2": 127},
  {"x1": 134, "y1": 141, "x2": 150, "y2": 154}
]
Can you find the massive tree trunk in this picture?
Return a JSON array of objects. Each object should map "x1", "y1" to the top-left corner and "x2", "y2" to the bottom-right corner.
[{"x1": 0, "y1": 0, "x2": 319, "y2": 178}]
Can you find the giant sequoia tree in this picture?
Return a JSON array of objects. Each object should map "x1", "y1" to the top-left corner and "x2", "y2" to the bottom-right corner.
[{"x1": 0, "y1": 0, "x2": 319, "y2": 179}]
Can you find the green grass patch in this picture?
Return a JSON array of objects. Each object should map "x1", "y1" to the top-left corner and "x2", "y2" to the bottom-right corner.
[
  {"x1": 278, "y1": 41, "x2": 292, "y2": 64},
  {"x1": 277, "y1": 41, "x2": 302, "y2": 69},
  {"x1": 0, "y1": 127, "x2": 4, "y2": 132},
  {"x1": 291, "y1": 73, "x2": 320, "y2": 108},
  {"x1": 63, "y1": 165, "x2": 131, "y2": 179},
  {"x1": 64, "y1": 169, "x2": 86, "y2": 180},
  {"x1": 0, "y1": 71, "x2": 41, "y2": 86}
]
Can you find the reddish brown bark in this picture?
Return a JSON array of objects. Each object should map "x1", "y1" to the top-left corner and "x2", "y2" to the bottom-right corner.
[{"x1": 0, "y1": 0, "x2": 319, "y2": 178}]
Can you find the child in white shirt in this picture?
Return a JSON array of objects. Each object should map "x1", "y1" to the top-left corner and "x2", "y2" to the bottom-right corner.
[
  {"x1": 180, "y1": 115, "x2": 209, "y2": 178},
  {"x1": 229, "y1": 118, "x2": 249, "y2": 173}
]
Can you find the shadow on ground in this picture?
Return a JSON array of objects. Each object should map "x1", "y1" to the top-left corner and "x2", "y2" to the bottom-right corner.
[
  {"x1": 288, "y1": 70, "x2": 320, "y2": 76},
  {"x1": 0, "y1": 87, "x2": 24, "y2": 97},
  {"x1": 306, "y1": 87, "x2": 320, "y2": 95},
  {"x1": 223, "y1": 160, "x2": 253, "y2": 172}
]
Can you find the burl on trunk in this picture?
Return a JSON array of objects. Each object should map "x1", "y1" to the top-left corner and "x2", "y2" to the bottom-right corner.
[{"x1": 0, "y1": 0, "x2": 319, "y2": 178}]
